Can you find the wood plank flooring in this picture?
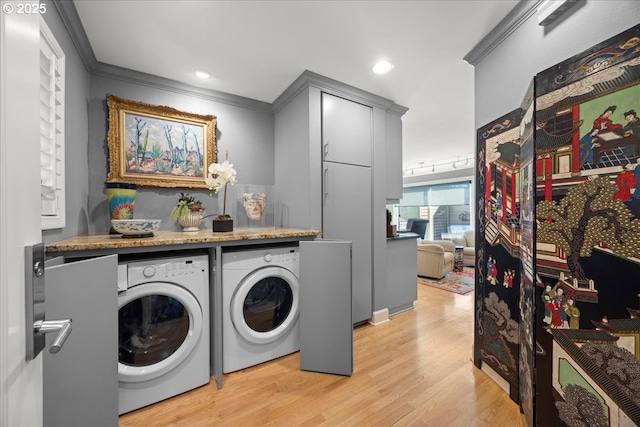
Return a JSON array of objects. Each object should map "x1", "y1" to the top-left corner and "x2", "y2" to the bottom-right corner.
[{"x1": 119, "y1": 283, "x2": 527, "y2": 427}]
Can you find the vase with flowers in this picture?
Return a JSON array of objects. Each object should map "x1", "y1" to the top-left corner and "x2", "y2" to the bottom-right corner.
[
  {"x1": 205, "y1": 151, "x2": 237, "y2": 232},
  {"x1": 171, "y1": 192, "x2": 205, "y2": 231}
]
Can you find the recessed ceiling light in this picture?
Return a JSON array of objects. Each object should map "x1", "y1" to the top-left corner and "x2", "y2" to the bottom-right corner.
[
  {"x1": 372, "y1": 60, "x2": 394, "y2": 75},
  {"x1": 194, "y1": 69, "x2": 211, "y2": 79}
]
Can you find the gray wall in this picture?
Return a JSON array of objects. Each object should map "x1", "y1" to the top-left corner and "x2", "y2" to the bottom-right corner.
[
  {"x1": 42, "y1": 0, "x2": 92, "y2": 244},
  {"x1": 87, "y1": 73, "x2": 275, "y2": 233},
  {"x1": 475, "y1": 0, "x2": 640, "y2": 128},
  {"x1": 274, "y1": 87, "x2": 316, "y2": 229}
]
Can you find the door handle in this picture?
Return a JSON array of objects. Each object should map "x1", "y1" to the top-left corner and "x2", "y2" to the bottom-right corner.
[
  {"x1": 25, "y1": 243, "x2": 74, "y2": 359},
  {"x1": 34, "y1": 319, "x2": 73, "y2": 354}
]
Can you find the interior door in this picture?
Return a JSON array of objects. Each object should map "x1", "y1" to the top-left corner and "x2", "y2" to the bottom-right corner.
[
  {"x1": 44, "y1": 255, "x2": 118, "y2": 427},
  {"x1": 0, "y1": 6, "x2": 43, "y2": 426}
]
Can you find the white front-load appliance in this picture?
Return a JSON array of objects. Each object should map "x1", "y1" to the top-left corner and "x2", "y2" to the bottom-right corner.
[
  {"x1": 222, "y1": 245, "x2": 300, "y2": 373},
  {"x1": 117, "y1": 253, "x2": 210, "y2": 414}
]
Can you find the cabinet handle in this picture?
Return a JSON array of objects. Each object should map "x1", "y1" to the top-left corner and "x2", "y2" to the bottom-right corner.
[
  {"x1": 324, "y1": 142, "x2": 329, "y2": 159},
  {"x1": 324, "y1": 166, "x2": 329, "y2": 200}
]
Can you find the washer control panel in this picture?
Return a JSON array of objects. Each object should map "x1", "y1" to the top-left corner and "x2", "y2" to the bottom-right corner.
[{"x1": 119, "y1": 255, "x2": 208, "y2": 289}]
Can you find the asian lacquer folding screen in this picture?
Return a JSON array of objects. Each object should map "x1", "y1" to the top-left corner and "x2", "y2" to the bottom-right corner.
[
  {"x1": 534, "y1": 25, "x2": 640, "y2": 427},
  {"x1": 475, "y1": 24, "x2": 640, "y2": 427}
]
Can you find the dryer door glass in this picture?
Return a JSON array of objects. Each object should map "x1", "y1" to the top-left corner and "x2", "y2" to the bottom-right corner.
[
  {"x1": 243, "y1": 277, "x2": 293, "y2": 332},
  {"x1": 119, "y1": 295, "x2": 189, "y2": 366}
]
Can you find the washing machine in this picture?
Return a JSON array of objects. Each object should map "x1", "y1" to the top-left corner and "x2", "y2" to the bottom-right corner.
[
  {"x1": 222, "y1": 245, "x2": 300, "y2": 373},
  {"x1": 117, "y1": 253, "x2": 210, "y2": 414}
]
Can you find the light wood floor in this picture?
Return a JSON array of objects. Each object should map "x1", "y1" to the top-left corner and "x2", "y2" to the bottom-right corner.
[{"x1": 119, "y1": 284, "x2": 527, "y2": 427}]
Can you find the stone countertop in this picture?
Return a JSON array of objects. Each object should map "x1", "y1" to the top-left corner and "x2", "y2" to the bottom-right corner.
[
  {"x1": 46, "y1": 228, "x2": 322, "y2": 253},
  {"x1": 387, "y1": 232, "x2": 420, "y2": 241}
]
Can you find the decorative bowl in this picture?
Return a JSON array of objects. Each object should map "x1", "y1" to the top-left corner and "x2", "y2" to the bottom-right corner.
[
  {"x1": 178, "y1": 211, "x2": 205, "y2": 232},
  {"x1": 111, "y1": 219, "x2": 161, "y2": 237}
]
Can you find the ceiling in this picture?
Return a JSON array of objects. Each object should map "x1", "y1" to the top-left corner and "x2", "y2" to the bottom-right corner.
[{"x1": 73, "y1": 0, "x2": 519, "y2": 176}]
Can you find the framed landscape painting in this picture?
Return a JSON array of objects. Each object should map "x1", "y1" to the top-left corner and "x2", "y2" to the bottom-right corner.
[{"x1": 106, "y1": 95, "x2": 217, "y2": 188}]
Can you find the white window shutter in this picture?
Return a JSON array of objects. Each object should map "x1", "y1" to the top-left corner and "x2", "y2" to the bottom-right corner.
[{"x1": 40, "y1": 18, "x2": 65, "y2": 229}]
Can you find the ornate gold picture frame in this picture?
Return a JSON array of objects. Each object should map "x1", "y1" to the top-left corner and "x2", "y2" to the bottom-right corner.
[{"x1": 106, "y1": 95, "x2": 217, "y2": 188}]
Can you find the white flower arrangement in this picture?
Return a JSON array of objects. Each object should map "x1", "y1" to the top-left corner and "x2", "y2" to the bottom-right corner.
[
  {"x1": 205, "y1": 160, "x2": 237, "y2": 194},
  {"x1": 205, "y1": 153, "x2": 237, "y2": 219}
]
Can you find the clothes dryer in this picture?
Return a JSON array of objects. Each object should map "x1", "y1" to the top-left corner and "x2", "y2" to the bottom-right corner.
[
  {"x1": 117, "y1": 253, "x2": 209, "y2": 414},
  {"x1": 222, "y1": 245, "x2": 300, "y2": 373}
]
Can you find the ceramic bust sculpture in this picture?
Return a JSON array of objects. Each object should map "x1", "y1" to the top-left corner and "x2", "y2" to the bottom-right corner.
[{"x1": 243, "y1": 192, "x2": 267, "y2": 221}]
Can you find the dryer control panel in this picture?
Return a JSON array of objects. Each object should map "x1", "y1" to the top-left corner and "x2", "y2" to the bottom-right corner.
[
  {"x1": 222, "y1": 246, "x2": 299, "y2": 271},
  {"x1": 263, "y1": 251, "x2": 299, "y2": 264}
]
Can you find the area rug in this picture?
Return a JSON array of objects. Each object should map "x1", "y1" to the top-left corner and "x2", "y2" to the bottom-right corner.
[{"x1": 418, "y1": 267, "x2": 475, "y2": 295}]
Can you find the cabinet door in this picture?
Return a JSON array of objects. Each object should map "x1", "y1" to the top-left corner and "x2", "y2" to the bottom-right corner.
[
  {"x1": 323, "y1": 161, "x2": 372, "y2": 323},
  {"x1": 322, "y1": 93, "x2": 372, "y2": 167},
  {"x1": 385, "y1": 111, "x2": 404, "y2": 201},
  {"x1": 44, "y1": 255, "x2": 118, "y2": 427},
  {"x1": 300, "y1": 240, "x2": 352, "y2": 376}
]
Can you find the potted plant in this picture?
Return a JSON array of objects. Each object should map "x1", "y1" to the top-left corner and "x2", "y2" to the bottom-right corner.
[
  {"x1": 386, "y1": 209, "x2": 396, "y2": 237},
  {"x1": 205, "y1": 151, "x2": 237, "y2": 232},
  {"x1": 171, "y1": 192, "x2": 205, "y2": 231}
]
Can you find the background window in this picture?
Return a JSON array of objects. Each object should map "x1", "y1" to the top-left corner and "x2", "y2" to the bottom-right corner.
[{"x1": 391, "y1": 181, "x2": 471, "y2": 240}]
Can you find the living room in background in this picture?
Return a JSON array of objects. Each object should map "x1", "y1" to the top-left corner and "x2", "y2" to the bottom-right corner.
[{"x1": 394, "y1": 181, "x2": 471, "y2": 240}]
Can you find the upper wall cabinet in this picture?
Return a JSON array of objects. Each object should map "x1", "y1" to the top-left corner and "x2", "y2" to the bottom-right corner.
[
  {"x1": 385, "y1": 109, "x2": 405, "y2": 202},
  {"x1": 321, "y1": 93, "x2": 372, "y2": 167}
]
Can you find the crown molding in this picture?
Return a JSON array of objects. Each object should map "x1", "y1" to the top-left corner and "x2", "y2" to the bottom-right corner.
[
  {"x1": 463, "y1": 0, "x2": 544, "y2": 66},
  {"x1": 272, "y1": 70, "x2": 406, "y2": 114},
  {"x1": 52, "y1": 0, "x2": 97, "y2": 72},
  {"x1": 388, "y1": 103, "x2": 409, "y2": 117},
  {"x1": 92, "y1": 62, "x2": 273, "y2": 114}
]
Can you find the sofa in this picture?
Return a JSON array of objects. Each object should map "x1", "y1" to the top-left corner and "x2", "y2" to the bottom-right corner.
[
  {"x1": 417, "y1": 239, "x2": 455, "y2": 279},
  {"x1": 451, "y1": 230, "x2": 475, "y2": 267}
]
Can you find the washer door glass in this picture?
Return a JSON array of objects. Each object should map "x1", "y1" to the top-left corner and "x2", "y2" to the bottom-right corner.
[
  {"x1": 231, "y1": 266, "x2": 299, "y2": 344},
  {"x1": 118, "y1": 282, "x2": 202, "y2": 383}
]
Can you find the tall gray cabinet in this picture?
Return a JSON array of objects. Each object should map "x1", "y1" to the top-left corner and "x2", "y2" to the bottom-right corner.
[
  {"x1": 274, "y1": 71, "x2": 408, "y2": 324},
  {"x1": 321, "y1": 93, "x2": 372, "y2": 323}
]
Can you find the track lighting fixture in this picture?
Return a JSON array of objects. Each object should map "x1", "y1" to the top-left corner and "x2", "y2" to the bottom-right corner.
[{"x1": 402, "y1": 152, "x2": 473, "y2": 176}]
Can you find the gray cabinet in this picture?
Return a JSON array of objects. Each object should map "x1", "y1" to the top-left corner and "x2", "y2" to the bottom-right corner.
[
  {"x1": 386, "y1": 237, "x2": 418, "y2": 315},
  {"x1": 300, "y1": 240, "x2": 352, "y2": 376},
  {"x1": 322, "y1": 93, "x2": 372, "y2": 167},
  {"x1": 44, "y1": 255, "x2": 118, "y2": 427},
  {"x1": 321, "y1": 92, "x2": 373, "y2": 324},
  {"x1": 385, "y1": 107, "x2": 408, "y2": 202},
  {"x1": 322, "y1": 161, "x2": 372, "y2": 324},
  {"x1": 274, "y1": 71, "x2": 408, "y2": 325}
]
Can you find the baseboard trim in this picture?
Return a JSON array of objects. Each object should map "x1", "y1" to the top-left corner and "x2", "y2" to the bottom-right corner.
[
  {"x1": 389, "y1": 301, "x2": 416, "y2": 317},
  {"x1": 368, "y1": 308, "x2": 389, "y2": 325},
  {"x1": 480, "y1": 362, "x2": 510, "y2": 394}
]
